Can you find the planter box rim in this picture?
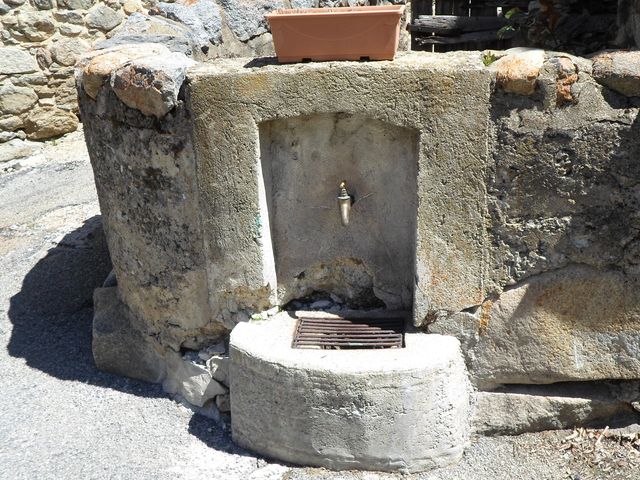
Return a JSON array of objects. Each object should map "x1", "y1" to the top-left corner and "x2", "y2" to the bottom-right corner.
[{"x1": 266, "y1": 5, "x2": 405, "y2": 20}]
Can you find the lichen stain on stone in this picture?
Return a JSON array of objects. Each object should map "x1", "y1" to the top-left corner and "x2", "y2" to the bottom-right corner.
[
  {"x1": 235, "y1": 74, "x2": 271, "y2": 99},
  {"x1": 479, "y1": 299, "x2": 493, "y2": 336},
  {"x1": 251, "y1": 213, "x2": 262, "y2": 241},
  {"x1": 142, "y1": 166, "x2": 171, "y2": 190}
]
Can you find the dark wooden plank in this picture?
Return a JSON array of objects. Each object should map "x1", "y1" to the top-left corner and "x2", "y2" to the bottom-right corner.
[
  {"x1": 468, "y1": 0, "x2": 528, "y2": 7},
  {"x1": 434, "y1": 1, "x2": 467, "y2": 52},
  {"x1": 413, "y1": 15, "x2": 508, "y2": 34},
  {"x1": 415, "y1": 29, "x2": 515, "y2": 45}
]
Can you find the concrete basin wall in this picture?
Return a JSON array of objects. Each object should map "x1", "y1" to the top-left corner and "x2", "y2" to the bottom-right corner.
[{"x1": 230, "y1": 314, "x2": 472, "y2": 473}]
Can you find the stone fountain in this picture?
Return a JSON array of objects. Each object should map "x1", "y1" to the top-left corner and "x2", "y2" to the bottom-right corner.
[{"x1": 78, "y1": 33, "x2": 640, "y2": 472}]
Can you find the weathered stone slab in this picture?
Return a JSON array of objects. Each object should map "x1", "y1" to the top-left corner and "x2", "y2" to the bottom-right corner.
[
  {"x1": 474, "y1": 384, "x2": 640, "y2": 435},
  {"x1": 218, "y1": 0, "x2": 284, "y2": 42},
  {"x1": 96, "y1": 13, "x2": 195, "y2": 56},
  {"x1": 151, "y1": 0, "x2": 222, "y2": 48},
  {"x1": 231, "y1": 315, "x2": 471, "y2": 473},
  {"x1": 431, "y1": 265, "x2": 640, "y2": 389},
  {"x1": 78, "y1": 72, "x2": 217, "y2": 350},
  {"x1": 93, "y1": 287, "x2": 166, "y2": 383},
  {"x1": 186, "y1": 52, "x2": 492, "y2": 326}
]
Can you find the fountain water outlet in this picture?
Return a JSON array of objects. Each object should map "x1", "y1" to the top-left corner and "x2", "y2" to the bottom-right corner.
[{"x1": 337, "y1": 180, "x2": 353, "y2": 226}]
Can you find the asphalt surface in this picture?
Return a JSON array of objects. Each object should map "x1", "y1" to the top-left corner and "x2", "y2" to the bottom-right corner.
[{"x1": 1, "y1": 131, "x2": 638, "y2": 480}]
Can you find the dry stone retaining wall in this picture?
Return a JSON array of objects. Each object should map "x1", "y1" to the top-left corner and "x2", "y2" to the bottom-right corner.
[{"x1": 1, "y1": 0, "x2": 408, "y2": 141}]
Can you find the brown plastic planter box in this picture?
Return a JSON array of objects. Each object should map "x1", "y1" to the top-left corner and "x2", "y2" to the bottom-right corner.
[{"x1": 266, "y1": 6, "x2": 406, "y2": 63}]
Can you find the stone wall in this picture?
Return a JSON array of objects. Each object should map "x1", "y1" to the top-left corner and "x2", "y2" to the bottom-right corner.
[
  {"x1": 1, "y1": 0, "x2": 408, "y2": 142},
  {"x1": 0, "y1": 0, "x2": 146, "y2": 141}
]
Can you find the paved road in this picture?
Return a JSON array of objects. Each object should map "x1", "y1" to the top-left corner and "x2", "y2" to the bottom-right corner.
[{"x1": 0, "y1": 132, "x2": 637, "y2": 480}]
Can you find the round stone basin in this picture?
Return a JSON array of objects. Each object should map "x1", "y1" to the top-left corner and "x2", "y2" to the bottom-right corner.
[{"x1": 229, "y1": 312, "x2": 471, "y2": 473}]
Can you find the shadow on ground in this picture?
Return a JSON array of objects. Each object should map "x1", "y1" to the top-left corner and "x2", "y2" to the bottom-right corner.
[{"x1": 6, "y1": 215, "x2": 164, "y2": 398}]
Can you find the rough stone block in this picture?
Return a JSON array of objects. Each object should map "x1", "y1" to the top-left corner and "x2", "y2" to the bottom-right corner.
[
  {"x1": 85, "y1": 3, "x2": 122, "y2": 32},
  {"x1": 218, "y1": 0, "x2": 284, "y2": 42},
  {"x1": 77, "y1": 43, "x2": 170, "y2": 99},
  {"x1": 50, "y1": 38, "x2": 91, "y2": 67},
  {"x1": 95, "y1": 13, "x2": 195, "y2": 56},
  {"x1": 110, "y1": 53, "x2": 195, "y2": 118},
  {"x1": 0, "y1": 84, "x2": 38, "y2": 115},
  {"x1": 430, "y1": 265, "x2": 640, "y2": 389},
  {"x1": 489, "y1": 48, "x2": 545, "y2": 95},
  {"x1": 592, "y1": 50, "x2": 640, "y2": 97},
  {"x1": 152, "y1": 0, "x2": 222, "y2": 48},
  {"x1": 23, "y1": 108, "x2": 78, "y2": 140},
  {"x1": 16, "y1": 11, "x2": 56, "y2": 41},
  {"x1": 0, "y1": 47, "x2": 38, "y2": 75},
  {"x1": 92, "y1": 287, "x2": 166, "y2": 383},
  {"x1": 230, "y1": 315, "x2": 471, "y2": 473}
]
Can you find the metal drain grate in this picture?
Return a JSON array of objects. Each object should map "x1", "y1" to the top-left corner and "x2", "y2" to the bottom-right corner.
[{"x1": 292, "y1": 314, "x2": 405, "y2": 349}]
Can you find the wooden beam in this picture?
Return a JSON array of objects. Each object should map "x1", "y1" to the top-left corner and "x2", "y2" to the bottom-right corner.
[
  {"x1": 415, "y1": 29, "x2": 515, "y2": 45},
  {"x1": 413, "y1": 15, "x2": 508, "y2": 35},
  {"x1": 468, "y1": 0, "x2": 528, "y2": 7}
]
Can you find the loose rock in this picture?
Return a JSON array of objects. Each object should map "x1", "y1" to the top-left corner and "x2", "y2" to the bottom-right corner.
[{"x1": 163, "y1": 352, "x2": 227, "y2": 407}]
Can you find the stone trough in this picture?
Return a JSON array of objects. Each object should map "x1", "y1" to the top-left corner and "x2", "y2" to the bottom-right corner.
[
  {"x1": 78, "y1": 35, "x2": 640, "y2": 472},
  {"x1": 230, "y1": 313, "x2": 470, "y2": 473}
]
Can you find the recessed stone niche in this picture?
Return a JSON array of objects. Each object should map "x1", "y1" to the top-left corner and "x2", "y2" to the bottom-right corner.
[{"x1": 259, "y1": 113, "x2": 418, "y2": 309}]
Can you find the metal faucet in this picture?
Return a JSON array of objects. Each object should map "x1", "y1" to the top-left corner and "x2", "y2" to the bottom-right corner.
[{"x1": 337, "y1": 180, "x2": 352, "y2": 226}]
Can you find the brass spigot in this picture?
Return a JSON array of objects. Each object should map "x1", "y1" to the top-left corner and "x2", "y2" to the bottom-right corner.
[{"x1": 337, "y1": 180, "x2": 352, "y2": 226}]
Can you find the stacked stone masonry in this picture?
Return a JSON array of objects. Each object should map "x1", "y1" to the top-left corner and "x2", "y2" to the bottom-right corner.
[
  {"x1": 0, "y1": 0, "x2": 409, "y2": 141},
  {"x1": 78, "y1": 44, "x2": 640, "y2": 436}
]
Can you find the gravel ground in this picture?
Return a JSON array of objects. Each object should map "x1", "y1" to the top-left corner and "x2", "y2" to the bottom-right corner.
[{"x1": 1, "y1": 131, "x2": 639, "y2": 480}]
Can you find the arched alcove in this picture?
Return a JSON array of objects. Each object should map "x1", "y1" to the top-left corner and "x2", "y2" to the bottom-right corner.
[{"x1": 258, "y1": 113, "x2": 419, "y2": 310}]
